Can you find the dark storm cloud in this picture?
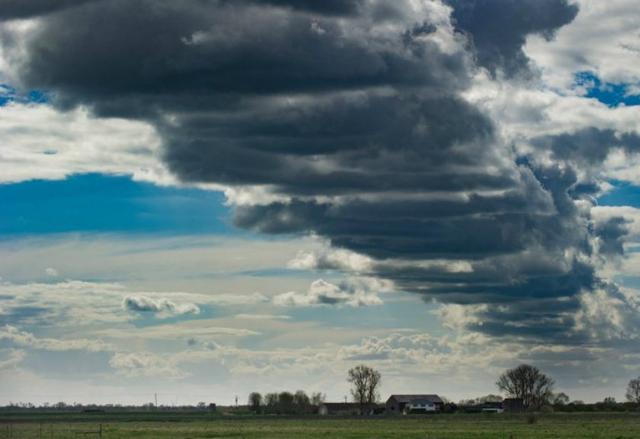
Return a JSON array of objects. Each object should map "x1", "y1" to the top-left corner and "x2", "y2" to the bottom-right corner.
[
  {"x1": 243, "y1": 0, "x2": 365, "y2": 15},
  {"x1": 0, "y1": 0, "x2": 362, "y2": 20},
  {"x1": 594, "y1": 217, "x2": 629, "y2": 257},
  {"x1": 234, "y1": 182, "x2": 559, "y2": 260},
  {"x1": 532, "y1": 128, "x2": 640, "y2": 167},
  {"x1": 0, "y1": 0, "x2": 621, "y2": 343},
  {"x1": 14, "y1": 0, "x2": 470, "y2": 114},
  {"x1": 445, "y1": 0, "x2": 579, "y2": 76},
  {"x1": 164, "y1": 94, "x2": 500, "y2": 192},
  {"x1": 0, "y1": 0, "x2": 100, "y2": 19}
]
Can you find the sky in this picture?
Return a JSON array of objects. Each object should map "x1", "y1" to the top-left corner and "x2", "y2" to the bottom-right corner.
[{"x1": 0, "y1": 0, "x2": 640, "y2": 406}]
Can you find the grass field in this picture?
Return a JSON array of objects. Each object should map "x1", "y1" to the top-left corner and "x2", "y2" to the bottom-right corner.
[{"x1": 1, "y1": 412, "x2": 639, "y2": 438}]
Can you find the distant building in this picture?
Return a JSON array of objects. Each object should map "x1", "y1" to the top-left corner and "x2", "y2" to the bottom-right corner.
[
  {"x1": 480, "y1": 402, "x2": 504, "y2": 413},
  {"x1": 318, "y1": 402, "x2": 360, "y2": 416},
  {"x1": 386, "y1": 395, "x2": 444, "y2": 414}
]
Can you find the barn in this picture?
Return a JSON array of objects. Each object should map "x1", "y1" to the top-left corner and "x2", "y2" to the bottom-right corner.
[{"x1": 385, "y1": 394, "x2": 444, "y2": 414}]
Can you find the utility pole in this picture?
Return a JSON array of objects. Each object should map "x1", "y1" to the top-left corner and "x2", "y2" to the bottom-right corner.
[
  {"x1": 235, "y1": 396, "x2": 238, "y2": 407},
  {"x1": 155, "y1": 393, "x2": 158, "y2": 408}
]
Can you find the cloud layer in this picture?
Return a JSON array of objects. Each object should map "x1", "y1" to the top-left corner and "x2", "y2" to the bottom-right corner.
[{"x1": 1, "y1": 0, "x2": 640, "y2": 350}]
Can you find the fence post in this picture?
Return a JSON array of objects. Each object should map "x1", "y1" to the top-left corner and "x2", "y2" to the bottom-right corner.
[{"x1": 99, "y1": 424, "x2": 103, "y2": 438}]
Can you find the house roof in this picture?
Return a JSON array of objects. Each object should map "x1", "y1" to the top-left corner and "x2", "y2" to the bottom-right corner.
[
  {"x1": 408, "y1": 398, "x2": 438, "y2": 405},
  {"x1": 387, "y1": 395, "x2": 443, "y2": 404}
]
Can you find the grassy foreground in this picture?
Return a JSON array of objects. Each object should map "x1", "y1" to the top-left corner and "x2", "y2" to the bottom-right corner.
[{"x1": 1, "y1": 412, "x2": 639, "y2": 438}]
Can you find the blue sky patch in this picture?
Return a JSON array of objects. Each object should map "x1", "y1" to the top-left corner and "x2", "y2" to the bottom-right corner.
[
  {"x1": 0, "y1": 84, "x2": 49, "y2": 106},
  {"x1": 0, "y1": 173, "x2": 238, "y2": 236},
  {"x1": 598, "y1": 181, "x2": 640, "y2": 207},
  {"x1": 574, "y1": 72, "x2": 640, "y2": 107}
]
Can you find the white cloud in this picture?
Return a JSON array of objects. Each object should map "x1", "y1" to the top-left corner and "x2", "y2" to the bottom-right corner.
[
  {"x1": 0, "y1": 278, "x2": 272, "y2": 327},
  {"x1": 337, "y1": 332, "x2": 506, "y2": 374},
  {"x1": 197, "y1": 292, "x2": 269, "y2": 306},
  {"x1": 288, "y1": 247, "x2": 373, "y2": 273},
  {"x1": 109, "y1": 352, "x2": 187, "y2": 379},
  {"x1": 592, "y1": 206, "x2": 640, "y2": 242},
  {"x1": 525, "y1": 0, "x2": 640, "y2": 89},
  {"x1": 233, "y1": 314, "x2": 291, "y2": 320},
  {"x1": 0, "y1": 102, "x2": 172, "y2": 185},
  {"x1": 574, "y1": 288, "x2": 640, "y2": 341},
  {"x1": 466, "y1": 73, "x2": 640, "y2": 143},
  {"x1": 0, "y1": 234, "x2": 315, "y2": 296},
  {"x1": 0, "y1": 349, "x2": 26, "y2": 370},
  {"x1": 44, "y1": 267, "x2": 58, "y2": 277},
  {"x1": 435, "y1": 303, "x2": 489, "y2": 332},
  {"x1": 273, "y1": 277, "x2": 389, "y2": 308},
  {"x1": 122, "y1": 295, "x2": 200, "y2": 316},
  {"x1": 0, "y1": 325, "x2": 113, "y2": 352},
  {"x1": 466, "y1": 71, "x2": 640, "y2": 186},
  {"x1": 95, "y1": 320, "x2": 259, "y2": 341}
]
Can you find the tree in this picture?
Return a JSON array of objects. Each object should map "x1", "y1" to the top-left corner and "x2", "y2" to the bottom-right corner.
[
  {"x1": 248, "y1": 392, "x2": 262, "y2": 413},
  {"x1": 602, "y1": 396, "x2": 616, "y2": 405},
  {"x1": 264, "y1": 393, "x2": 279, "y2": 414},
  {"x1": 553, "y1": 392, "x2": 570, "y2": 406},
  {"x1": 476, "y1": 394, "x2": 503, "y2": 404},
  {"x1": 496, "y1": 364, "x2": 555, "y2": 410},
  {"x1": 293, "y1": 390, "x2": 311, "y2": 414},
  {"x1": 347, "y1": 365, "x2": 381, "y2": 413},
  {"x1": 626, "y1": 377, "x2": 640, "y2": 403},
  {"x1": 310, "y1": 392, "x2": 326, "y2": 407},
  {"x1": 278, "y1": 392, "x2": 295, "y2": 414}
]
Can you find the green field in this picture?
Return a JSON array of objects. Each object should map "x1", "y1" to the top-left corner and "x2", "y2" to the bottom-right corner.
[{"x1": 1, "y1": 412, "x2": 639, "y2": 438}]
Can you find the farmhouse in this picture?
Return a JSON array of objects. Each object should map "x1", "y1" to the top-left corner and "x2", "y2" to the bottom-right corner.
[{"x1": 386, "y1": 394, "x2": 444, "y2": 414}]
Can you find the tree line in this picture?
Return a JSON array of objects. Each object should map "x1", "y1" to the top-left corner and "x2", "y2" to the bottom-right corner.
[
  {"x1": 5, "y1": 364, "x2": 640, "y2": 414},
  {"x1": 247, "y1": 391, "x2": 326, "y2": 414},
  {"x1": 344, "y1": 363, "x2": 640, "y2": 412},
  {"x1": 496, "y1": 364, "x2": 640, "y2": 411}
]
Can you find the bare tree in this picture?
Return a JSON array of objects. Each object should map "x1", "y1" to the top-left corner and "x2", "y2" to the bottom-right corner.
[
  {"x1": 347, "y1": 365, "x2": 381, "y2": 414},
  {"x1": 248, "y1": 392, "x2": 262, "y2": 413},
  {"x1": 496, "y1": 364, "x2": 554, "y2": 410},
  {"x1": 553, "y1": 392, "x2": 570, "y2": 406},
  {"x1": 311, "y1": 392, "x2": 326, "y2": 407},
  {"x1": 626, "y1": 377, "x2": 640, "y2": 403}
]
